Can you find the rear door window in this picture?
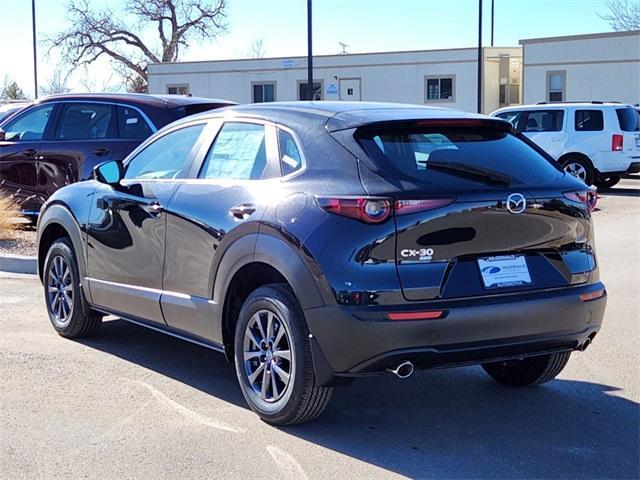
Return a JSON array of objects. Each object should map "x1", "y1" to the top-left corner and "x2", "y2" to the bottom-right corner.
[
  {"x1": 522, "y1": 110, "x2": 564, "y2": 132},
  {"x1": 55, "y1": 103, "x2": 115, "y2": 140},
  {"x1": 199, "y1": 122, "x2": 268, "y2": 180},
  {"x1": 575, "y1": 110, "x2": 604, "y2": 131},
  {"x1": 615, "y1": 108, "x2": 640, "y2": 131},
  {"x1": 118, "y1": 105, "x2": 153, "y2": 140},
  {"x1": 357, "y1": 124, "x2": 563, "y2": 186}
]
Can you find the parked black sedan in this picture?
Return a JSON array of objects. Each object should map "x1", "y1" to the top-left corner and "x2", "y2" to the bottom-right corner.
[
  {"x1": 37, "y1": 102, "x2": 606, "y2": 425},
  {"x1": 0, "y1": 93, "x2": 235, "y2": 217}
]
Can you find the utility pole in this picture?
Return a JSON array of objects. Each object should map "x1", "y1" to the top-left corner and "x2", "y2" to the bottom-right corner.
[
  {"x1": 477, "y1": 0, "x2": 483, "y2": 113},
  {"x1": 306, "y1": 0, "x2": 314, "y2": 100},
  {"x1": 490, "y1": 0, "x2": 495, "y2": 47},
  {"x1": 32, "y1": 0, "x2": 39, "y2": 98}
]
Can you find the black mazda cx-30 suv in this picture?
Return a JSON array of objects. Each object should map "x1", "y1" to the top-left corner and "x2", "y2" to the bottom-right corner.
[{"x1": 36, "y1": 102, "x2": 606, "y2": 425}]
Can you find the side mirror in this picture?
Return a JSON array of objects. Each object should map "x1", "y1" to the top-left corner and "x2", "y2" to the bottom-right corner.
[
  {"x1": 94, "y1": 160, "x2": 124, "y2": 185},
  {"x1": 0, "y1": 128, "x2": 5, "y2": 141}
]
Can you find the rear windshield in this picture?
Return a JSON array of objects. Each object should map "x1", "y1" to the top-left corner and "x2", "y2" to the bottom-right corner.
[
  {"x1": 357, "y1": 125, "x2": 563, "y2": 186},
  {"x1": 616, "y1": 108, "x2": 640, "y2": 132}
]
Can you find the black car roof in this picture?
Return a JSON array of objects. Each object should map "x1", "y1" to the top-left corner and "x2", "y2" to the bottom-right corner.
[
  {"x1": 34, "y1": 93, "x2": 236, "y2": 109},
  {"x1": 185, "y1": 101, "x2": 500, "y2": 131}
]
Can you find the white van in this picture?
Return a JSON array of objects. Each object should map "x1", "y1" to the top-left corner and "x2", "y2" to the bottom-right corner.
[{"x1": 491, "y1": 102, "x2": 640, "y2": 187}]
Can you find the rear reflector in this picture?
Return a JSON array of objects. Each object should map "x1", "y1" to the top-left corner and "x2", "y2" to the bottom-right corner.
[
  {"x1": 579, "y1": 288, "x2": 605, "y2": 302},
  {"x1": 612, "y1": 134, "x2": 624, "y2": 152},
  {"x1": 387, "y1": 310, "x2": 445, "y2": 321}
]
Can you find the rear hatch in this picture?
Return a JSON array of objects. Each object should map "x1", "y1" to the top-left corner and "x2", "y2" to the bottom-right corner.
[{"x1": 349, "y1": 119, "x2": 596, "y2": 301}]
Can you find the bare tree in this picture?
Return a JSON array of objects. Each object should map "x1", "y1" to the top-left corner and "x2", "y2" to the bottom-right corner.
[
  {"x1": 48, "y1": 0, "x2": 227, "y2": 92},
  {"x1": 40, "y1": 68, "x2": 71, "y2": 96},
  {"x1": 77, "y1": 66, "x2": 119, "y2": 93},
  {"x1": 598, "y1": 0, "x2": 640, "y2": 31},
  {"x1": 247, "y1": 38, "x2": 266, "y2": 59}
]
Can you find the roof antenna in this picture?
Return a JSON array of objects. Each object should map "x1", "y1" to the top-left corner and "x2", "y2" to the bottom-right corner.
[{"x1": 338, "y1": 42, "x2": 349, "y2": 55}]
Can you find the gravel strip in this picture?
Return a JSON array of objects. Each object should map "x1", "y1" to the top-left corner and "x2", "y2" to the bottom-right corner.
[{"x1": 0, "y1": 227, "x2": 37, "y2": 257}]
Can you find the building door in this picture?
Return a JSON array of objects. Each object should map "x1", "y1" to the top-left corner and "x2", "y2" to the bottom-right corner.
[{"x1": 339, "y1": 78, "x2": 361, "y2": 101}]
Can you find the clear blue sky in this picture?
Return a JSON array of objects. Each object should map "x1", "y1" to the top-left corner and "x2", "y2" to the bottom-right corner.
[{"x1": 0, "y1": 0, "x2": 616, "y2": 97}]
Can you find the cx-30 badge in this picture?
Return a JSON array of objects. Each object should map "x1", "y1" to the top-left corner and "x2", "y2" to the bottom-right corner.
[{"x1": 506, "y1": 193, "x2": 527, "y2": 214}]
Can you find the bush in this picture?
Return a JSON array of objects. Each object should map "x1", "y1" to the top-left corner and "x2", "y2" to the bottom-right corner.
[{"x1": 0, "y1": 192, "x2": 19, "y2": 239}]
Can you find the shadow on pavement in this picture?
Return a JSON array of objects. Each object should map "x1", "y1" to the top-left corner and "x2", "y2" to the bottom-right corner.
[
  {"x1": 81, "y1": 318, "x2": 639, "y2": 479},
  {"x1": 598, "y1": 186, "x2": 640, "y2": 197}
]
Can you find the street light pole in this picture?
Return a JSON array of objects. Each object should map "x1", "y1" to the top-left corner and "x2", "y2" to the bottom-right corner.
[
  {"x1": 477, "y1": 0, "x2": 483, "y2": 113},
  {"x1": 306, "y1": 0, "x2": 313, "y2": 100},
  {"x1": 491, "y1": 0, "x2": 495, "y2": 47},
  {"x1": 32, "y1": 0, "x2": 38, "y2": 98}
]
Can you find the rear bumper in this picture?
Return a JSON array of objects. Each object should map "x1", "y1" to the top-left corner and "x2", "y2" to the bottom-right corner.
[{"x1": 304, "y1": 283, "x2": 606, "y2": 378}]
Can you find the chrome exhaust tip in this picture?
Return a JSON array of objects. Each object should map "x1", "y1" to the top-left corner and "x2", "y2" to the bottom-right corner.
[
  {"x1": 578, "y1": 338, "x2": 592, "y2": 352},
  {"x1": 387, "y1": 361, "x2": 414, "y2": 379}
]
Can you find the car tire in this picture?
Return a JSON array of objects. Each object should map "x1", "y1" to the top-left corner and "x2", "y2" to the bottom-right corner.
[
  {"x1": 233, "y1": 283, "x2": 333, "y2": 425},
  {"x1": 595, "y1": 175, "x2": 621, "y2": 189},
  {"x1": 43, "y1": 238, "x2": 102, "y2": 338},
  {"x1": 482, "y1": 351, "x2": 571, "y2": 387},
  {"x1": 560, "y1": 155, "x2": 595, "y2": 185}
]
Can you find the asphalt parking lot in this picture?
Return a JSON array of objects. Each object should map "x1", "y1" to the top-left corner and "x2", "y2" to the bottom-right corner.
[{"x1": 1, "y1": 178, "x2": 638, "y2": 479}]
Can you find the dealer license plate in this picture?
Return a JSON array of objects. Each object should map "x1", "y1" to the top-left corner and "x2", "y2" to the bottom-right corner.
[{"x1": 478, "y1": 255, "x2": 532, "y2": 289}]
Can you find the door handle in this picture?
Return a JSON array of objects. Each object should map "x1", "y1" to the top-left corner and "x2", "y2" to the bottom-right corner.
[
  {"x1": 23, "y1": 148, "x2": 37, "y2": 157},
  {"x1": 94, "y1": 148, "x2": 110, "y2": 157},
  {"x1": 143, "y1": 201, "x2": 164, "y2": 216},
  {"x1": 230, "y1": 203, "x2": 256, "y2": 220}
]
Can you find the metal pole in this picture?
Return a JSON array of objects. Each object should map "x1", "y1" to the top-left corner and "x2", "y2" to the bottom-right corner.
[
  {"x1": 490, "y1": 0, "x2": 494, "y2": 47},
  {"x1": 477, "y1": 0, "x2": 483, "y2": 113},
  {"x1": 32, "y1": 0, "x2": 38, "y2": 98},
  {"x1": 306, "y1": 0, "x2": 313, "y2": 100}
]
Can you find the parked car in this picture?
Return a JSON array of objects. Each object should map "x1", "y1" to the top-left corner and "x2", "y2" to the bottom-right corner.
[
  {"x1": 37, "y1": 102, "x2": 606, "y2": 425},
  {"x1": 491, "y1": 102, "x2": 640, "y2": 188},
  {"x1": 0, "y1": 101, "x2": 29, "y2": 123},
  {"x1": 0, "y1": 93, "x2": 235, "y2": 217}
]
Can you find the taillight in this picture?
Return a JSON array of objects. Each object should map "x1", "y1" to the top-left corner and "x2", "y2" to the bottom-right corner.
[
  {"x1": 317, "y1": 197, "x2": 454, "y2": 223},
  {"x1": 317, "y1": 197, "x2": 392, "y2": 224},
  {"x1": 563, "y1": 190, "x2": 597, "y2": 212},
  {"x1": 612, "y1": 134, "x2": 624, "y2": 151},
  {"x1": 395, "y1": 198, "x2": 455, "y2": 215}
]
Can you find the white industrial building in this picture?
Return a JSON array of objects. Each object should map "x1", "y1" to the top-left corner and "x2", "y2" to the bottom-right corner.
[
  {"x1": 148, "y1": 47, "x2": 522, "y2": 113},
  {"x1": 147, "y1": 31, "x2": 639, "y2": 114},
  {"x1": 520, "y1": 31, "x2": 640, "y2": 105}
]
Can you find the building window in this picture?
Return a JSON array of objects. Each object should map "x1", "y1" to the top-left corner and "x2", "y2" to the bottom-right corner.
[
  {"x1": 424, "y1": 76, "x2": 455, "y2": 102},
  {"x1": 546, "y1": 71, "x2": 565, "y2": 102},
  {"x1": 298, "y1": 80, "x2": 323, "y2": 100},
  {"x1": 167, "y1": 84, "x2": 189, "y2": 95},
  {"x1": 252, "y1": 83, "x2": 276, "y2": 103}
]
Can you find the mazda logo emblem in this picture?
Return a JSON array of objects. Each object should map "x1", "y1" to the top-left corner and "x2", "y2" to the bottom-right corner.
[{"x1": 506, "y1": 193, "x2": 527, "y2": 214}]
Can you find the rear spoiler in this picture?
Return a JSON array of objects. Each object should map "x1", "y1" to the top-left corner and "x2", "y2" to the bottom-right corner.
[{"x1": 326, "y1": 110, "x2": 512, "y2": 133}]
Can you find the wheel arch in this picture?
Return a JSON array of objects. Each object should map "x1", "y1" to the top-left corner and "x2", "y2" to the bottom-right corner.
[
  {"x1": 557, "y1": 151, "x2": 594, "y2": 168},
  {"x1": 37, "y1": 204, "x2": 87, "y2": 291},
  {"x1": 214, "y1": 233, "x2": 326, "y2": 361}
]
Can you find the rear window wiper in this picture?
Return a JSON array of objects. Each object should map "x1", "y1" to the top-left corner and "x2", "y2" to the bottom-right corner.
[{"x1": 426, "y1": 160, "x2": 511, "y2": 186}]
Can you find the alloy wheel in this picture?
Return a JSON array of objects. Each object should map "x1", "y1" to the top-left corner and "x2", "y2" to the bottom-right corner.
[
  {"x1": 564, "y1": 162, "x2": 587, "y2": 181},
  {"x1": 243, "y1": 309, "x2": 293, "y2": 402},
  {"x1": 47, "y1": 256, "x2": 74, "y2": 328}
]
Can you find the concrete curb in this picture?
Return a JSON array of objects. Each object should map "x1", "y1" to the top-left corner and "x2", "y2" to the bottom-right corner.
[{"x1": 0, "y1": 253, "x2": 37, "y2": 275}]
